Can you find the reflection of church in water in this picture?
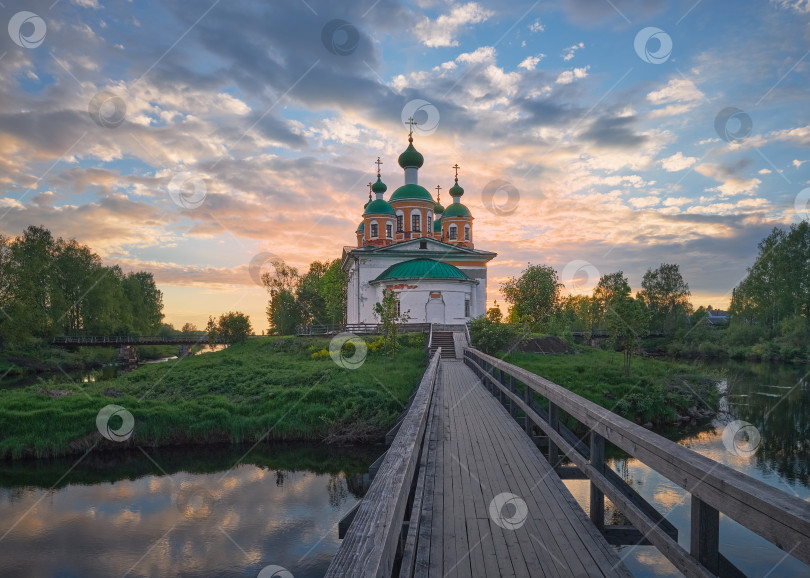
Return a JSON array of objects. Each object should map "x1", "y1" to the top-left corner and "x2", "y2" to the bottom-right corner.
[{"x1": 341, "y1": 121, "x2": 496, "y2": 325}]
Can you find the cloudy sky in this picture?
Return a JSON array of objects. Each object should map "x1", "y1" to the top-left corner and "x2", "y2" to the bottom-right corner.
[{"x1": 1, "y1": 0, "x2": 809, "y2": 329}]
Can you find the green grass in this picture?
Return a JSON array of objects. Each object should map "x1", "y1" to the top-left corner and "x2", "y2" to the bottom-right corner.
[
  {"x1": 0, "y1": 335, "x2": 428, "y2": 460},
  {"x1": 501, "y1": 347, "x2": 719, "y2": 426}
]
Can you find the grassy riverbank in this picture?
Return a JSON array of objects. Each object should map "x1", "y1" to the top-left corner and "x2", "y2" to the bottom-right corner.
[
  {"x1": 0, "y1": 335, "x2": 427, "y2": 460},
  {"x1": 501, "y1": 347, "x2": 719, "y2": 426}
]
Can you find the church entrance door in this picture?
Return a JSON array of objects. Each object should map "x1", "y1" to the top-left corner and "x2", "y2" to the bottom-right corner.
[{"x1": 426, "y1": 293, "x2": 445, "y2": 324}]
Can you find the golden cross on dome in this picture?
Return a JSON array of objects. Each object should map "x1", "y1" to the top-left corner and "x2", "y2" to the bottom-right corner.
[
  {"x1": 367, "y1": 182, "x2": 373, "y2": 200},
  {"x1": 375, "y1": 157, "x2": 383, "y2": 177},
  {"x1": 406, "y1": 116, "x2": 418, "y2": 137},
  {"x1": 435, "y1": 184, "x2": 442, "y2": 201},
  {"x1": 452, "y1": 163, "x2": 460, "y2": 181}
]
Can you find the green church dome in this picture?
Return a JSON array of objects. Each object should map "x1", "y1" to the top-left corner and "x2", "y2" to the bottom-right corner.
[
  {"x1": 363, "y1": 199, "x2": 396, "y2": 216},
  {"x1": 449, "y1": 182, "x2": 464, "y2": 197},
  {"x1": 398, "y1": 141, "x2": 424, "y2": 169},
  {"x1": 356, "y1": 221, "x2": 365, "y2": 232},
  {"x1": 433, "y1": 218, "x2": 442, "y2": 233},
  {"x1": 371, "y1": 177, "x2": 387, "y2": 194},
  {"x1": 389, "y1": 183, "x2": 434, "y2": 203},
  {"x1": 374, "y1": 258, "x2": 469, "y2": 282},
  {"x1": 434, "y1": 201, "x2": 445, "y2": 214},
  {"x1": 442, "y1": 203, "x2": 472, "y2": 218}
]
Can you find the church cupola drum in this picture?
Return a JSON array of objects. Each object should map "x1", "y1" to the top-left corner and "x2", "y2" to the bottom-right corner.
[{"x1": 342, "y1": 121, "x2": 496, "y2": 325}]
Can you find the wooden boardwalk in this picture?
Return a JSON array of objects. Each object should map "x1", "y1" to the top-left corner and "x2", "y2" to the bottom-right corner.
[{"x1": 412, "y1": 360, "x2": 631, "y2": 577}]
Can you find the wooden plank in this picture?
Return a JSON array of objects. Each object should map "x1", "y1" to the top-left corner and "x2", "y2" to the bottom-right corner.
[
  {"x1": 412, "y1": 365, "x2": 440, "y2": 576},
  {"x1": 691, "y1": 496, "x2": 720, "y2": 575},
  {"x1": 326, "y1": 350, "x2": 440, "y2": 578}
]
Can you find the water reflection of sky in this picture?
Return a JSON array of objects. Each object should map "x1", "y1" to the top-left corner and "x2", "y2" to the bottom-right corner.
[{"x1": 0, "y1": 463, "x2": 359, "y2": 577}]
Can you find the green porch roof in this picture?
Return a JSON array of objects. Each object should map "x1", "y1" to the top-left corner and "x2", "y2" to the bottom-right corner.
[{"x1": 374, "y1": 258, "x2": 469, "y2": 282}]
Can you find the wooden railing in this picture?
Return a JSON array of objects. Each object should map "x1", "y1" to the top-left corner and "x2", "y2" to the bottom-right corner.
[
  {"x1": 52, "y1": 335, "x2": 227, "y2": 346},
  {"x1": 326, "y1": 349, "x2": 441, "y2": 577},
  {"x1": 296, "y1": 323, "x2": 431, "y2": 336},
  {"x1": 464, "y1": 348, "x2": 810, "y2": 577}
]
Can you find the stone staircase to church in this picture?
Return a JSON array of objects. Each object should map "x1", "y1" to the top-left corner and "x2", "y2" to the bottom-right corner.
[{"x1": 429, "y1": 331, "x2": 457, "y2": 359}]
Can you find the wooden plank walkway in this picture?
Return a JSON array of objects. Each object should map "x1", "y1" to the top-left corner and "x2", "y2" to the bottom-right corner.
[{"x1": 412, "y1": 360, "x2": 632, "y2": 578}]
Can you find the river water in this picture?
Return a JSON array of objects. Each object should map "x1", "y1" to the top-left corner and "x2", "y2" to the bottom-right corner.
[
  {"x1": 0, "y1": 443, "x2": 379, "y2": 578},
  {"x1": 0, "y1": 360, "x2": 807, "y2": 577},
  {"x1": 563, "y1": 359, "x2": 810, "y2": 577}
]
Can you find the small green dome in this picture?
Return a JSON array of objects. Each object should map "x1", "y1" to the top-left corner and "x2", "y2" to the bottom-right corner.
[
  {"x1": 371, "y1": 177, "x2": 387, "y2": 194},
  {"x1": 398, "y1": 141, "x2": 424, "y2": 169},
  {"x1": 374, "y1": 258, "x2": 469, "y2": 282},
  {"x1": 356, "y1": 221, "x2": 365, "y2": 232},
  {"x1": 434, "y1": 201, "x2": 445, "y2": 214},
  {"x1": 389, "y1": 183, "x2": 434, "y2": 203},
  {"x1": 449, "y1": 181, "x2": 464, "y2": 197},
  {"x1": 443, "y1": 203, "x2": 472, "y2": 218},
  {"x1": 433, "y1": 218, "x2": 442, "y2": 233},
  {"x1": 363, "y1": 199, "x2": 396, "y2": 216}
]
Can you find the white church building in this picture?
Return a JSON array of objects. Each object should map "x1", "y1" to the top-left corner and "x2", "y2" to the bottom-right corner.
[{"x1": 341, "y1": 125, "x2": 496, "y2": 325}]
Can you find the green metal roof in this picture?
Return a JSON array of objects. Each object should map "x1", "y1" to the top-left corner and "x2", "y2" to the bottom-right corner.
[
  {"x1": 356, "y1": 221, "x2": 364, "y2": 232},
  {"x1": 363, "y1": 199, "x2": 396, "y2": 216},
  {"x1": 371, "y1": 177, "x2": 387, "y2": 194},
  {"x1": 433, "y1": 201, "x2": 445, "y2": 214},
  {"x1": 374, "y1": 258, "x2": 469, "y2": 282},
  {"x1": 398, "y1": 142, "x2": 424, "y2": 168},
  {"x1": 433, "y1": 218, "x2": 442, "y2": 232},
  {"x1": 389, "y1": 183, "x2": 434, "y2": 202},
  {"x1": 449, "y1": 182, "x2": 464, "y2": 197},
  {"x1": 442, "y1": 202, "x2": 472, "y2": 218}
]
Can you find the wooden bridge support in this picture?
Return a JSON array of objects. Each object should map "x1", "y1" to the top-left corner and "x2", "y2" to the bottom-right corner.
[{"x1": 178, "y1": 344, "x2": 191, "y2": 358}]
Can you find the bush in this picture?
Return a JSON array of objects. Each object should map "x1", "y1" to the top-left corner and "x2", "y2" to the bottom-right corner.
[{"x1": 469, "y1": 316, "x2": 516, "y2": 354}]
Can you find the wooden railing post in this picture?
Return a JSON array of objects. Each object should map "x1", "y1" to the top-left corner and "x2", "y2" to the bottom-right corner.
[
  {"x1": 691, "y1": 496, "x2": 720, "y2": 575},
  {"x1": 548, "y1": 402, "x2": 559, "y2": 467},
  {"x1": 590, "y1": 431, "x2": 605, "y2": 531},
  {"x1": 522, "y1": 376, "x2": 532, "y2": 435}
]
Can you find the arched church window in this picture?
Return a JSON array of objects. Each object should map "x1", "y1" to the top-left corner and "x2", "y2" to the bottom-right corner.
[
  {"x1": 464, "y1": 225, "x2": 470, "y2": 241},
  {"x1": 370, "y1": 222, "x2": 378, "y2": 238},
  {"x1": 386, "y1": 223, "x2": 392, "y2": 238},
  {"x1": 396, "y1": 214, "x2": 403, "y2": 232},
  {"x1": 449, "y1": 224, "x2": 457, "y2": 240},
  {"x1": 412, "y1": 213, "x2": 421, "y2": 232}
]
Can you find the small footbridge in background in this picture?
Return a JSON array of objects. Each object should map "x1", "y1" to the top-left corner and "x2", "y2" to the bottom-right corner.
[{"x1": 327, "y1": 327, "x2": 810, "y2": 577}]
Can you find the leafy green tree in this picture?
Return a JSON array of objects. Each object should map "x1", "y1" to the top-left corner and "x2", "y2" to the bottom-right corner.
[
  {"x1": 217, "y1": 312, "x2": 252, "y2": 343},
  {"x1": 501, "y1": 263, "x2": 562, "y2": 327},
  {"x1": 637, "y1": 263, "x2": 692, "y2": 335},
  {"x1": 181, "y1": 322, "x2": 198, "y2": 334},
  {"x1": 597, "y1": 272, "x2": 648, "y2": 376},
  {"x1": 373, "y1": 288, "x2": 409, "y2": 354},
  {"x1": 206, "y1": 315, "x2": 218, "y2": 348},
  {"x1": 730, "y1": 221, "x2": 810, "y2": 340},
  {"x1": 320, "y1": 259, "x2": 348, "y2": 324},
  {"x1": 296, "y1": 260, "x2": 330, "y2": 325},
  {"x1": 122, "y1": 271, "x2": 164, "y2": 334},
  {"x1": 264, "y1": 259, "x2": 302, "y2": 335}
]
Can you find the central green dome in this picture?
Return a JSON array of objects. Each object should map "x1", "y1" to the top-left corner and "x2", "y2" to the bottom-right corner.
[
  {"x1": 398, "y1": 141, "x2": 424, "y2": 169},
  {"x1": 434, "y1": 201, "x2": 445, "y2": 214},
  {"x1": 364, "y1": 199, "x2": 395, "y2": 216},
  {"x1": 389, "y1": 183, "x2": 434, "y2": 203}
]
